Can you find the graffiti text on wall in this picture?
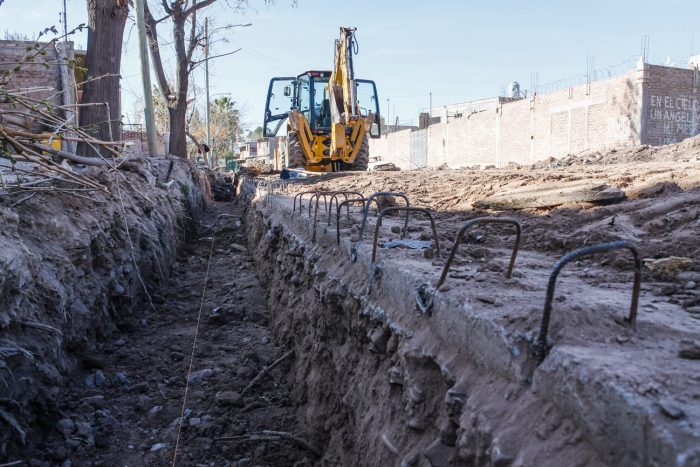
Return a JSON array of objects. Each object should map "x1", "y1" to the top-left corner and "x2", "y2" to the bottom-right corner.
[{"x1": 649, "y1": 95, "x2": 699, "y2": 144}]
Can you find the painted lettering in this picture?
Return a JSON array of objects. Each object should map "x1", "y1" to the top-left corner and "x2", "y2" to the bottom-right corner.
[{"x1": 648, "y1": 94, "x2": 700, "y2": 140}]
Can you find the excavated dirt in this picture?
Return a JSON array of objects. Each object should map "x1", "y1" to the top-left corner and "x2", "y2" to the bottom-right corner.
[
  {"x1": 0, "y1": 157, "x2": 209, "y2": 462},
  {"x1": 288, "y1": 147, "x2": 700, "y2": 267},
  {"x1": 243, "y1": 185, "x2": 610, "y2": 466}
]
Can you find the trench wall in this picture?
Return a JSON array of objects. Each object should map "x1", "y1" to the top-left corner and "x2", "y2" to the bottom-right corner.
[
  {"x1": 240, "y1": 179, "x2": 700, "y2": 467},
  {"x1": 371, "y1": 64, "x2": 700, "y2": 169},
  {"x1": 0, "y1": 158, "x2": 206, "y2": 457},
  {"x1": 241, "y1": 186, "x2": 608, "y2": 467}
]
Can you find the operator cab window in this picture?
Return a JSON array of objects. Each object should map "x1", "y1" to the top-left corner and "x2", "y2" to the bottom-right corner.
[
  {"x1": 298, "y1": 76, "x2": 311, "y2": 124},
  {"x1": 356, "y1": 79, "x2": 381, "y2": 137},
  {"x1": 263, "y1": 77, "x2": 295, "y2": 137},
  {"x1": 313, "y1": 76, "x2": 331, "y2": 131}
]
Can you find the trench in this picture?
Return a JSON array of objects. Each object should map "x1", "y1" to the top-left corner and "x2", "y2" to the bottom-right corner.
[
  {"x1": 6, "y1": 164, "x2": 698, "y2": 466},
  {"x1": 9, "y1": 195, "x2": 314, "y2": 464}
]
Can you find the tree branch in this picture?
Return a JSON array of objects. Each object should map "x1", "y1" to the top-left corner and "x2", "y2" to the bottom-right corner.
[
  {"x1": 144, "y1": 2, "x2": 172, "y2": 99},
  {"x1": 186, "y1": 3, "x2": 199, "y2": 63},
  {"x1": 182, "y1": 0, "x2": 217, "y2": 17},
  {"x1": 190, "y1": 48, "x2": 241, "y2": 68},
  {"x1": 160, "y1": 0, "x2": 172, "y2": 14},
  {"x1": 172, "y1": 5, "x2": 190, "y2": 106},
  {"x1": 31, "y1": 143, "x2": 113, "y2": 167}
]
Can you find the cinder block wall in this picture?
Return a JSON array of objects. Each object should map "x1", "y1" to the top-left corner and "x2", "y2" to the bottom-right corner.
[
  {"x1": 370, "y1": 63, "x2": 700, "y2": 169},
  {"x1": 381, "y1": 129, "x2": 411, "y2": 168}
]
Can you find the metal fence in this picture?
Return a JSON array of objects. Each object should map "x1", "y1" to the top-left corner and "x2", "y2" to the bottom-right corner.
[{"x1": 410, "y1": 129, "x2": 428, "y2": 168}]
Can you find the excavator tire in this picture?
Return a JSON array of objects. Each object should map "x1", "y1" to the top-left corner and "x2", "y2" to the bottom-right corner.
[
  {"x1": 287, "y1": 132, "x2": 305, "y2": 168},
  {"x1": 351, "y1": 135, "x2": 369, "y2": 171}
]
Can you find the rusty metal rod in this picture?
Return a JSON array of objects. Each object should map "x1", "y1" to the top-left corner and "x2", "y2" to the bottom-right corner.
[
  {"x1": 293, "y1": 191, "x2": 318, "y2": 215},
  {"x1": 371, "y1": 207, "x2": 440, "y2": 263},
  {"x1": 358, "y1": 192, "x2": 411, "y2": 246},
  {"x1": 533, "y1": 240, "x2": 642, "y2": 363},
  {"x1": 312, "y1": 193, "x2": 329, "y2": 242},
  {"x1": 436, "y1": 217, "x2": 522, "y2": 289},
  {"x1": 308, "y1": 192, "x2": 329, "y2": 217},
  {"x1": 328, "y1": 190, "x2": 364, "y2": 225},
  {"x1": 306, "y1": 190, "x2": 339, "y2": 216},
  {"x1": 336, "y1": 198, "x2": 368, "y2": 244}
]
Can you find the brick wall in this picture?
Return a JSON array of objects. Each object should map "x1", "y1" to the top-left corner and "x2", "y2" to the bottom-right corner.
[
  {"x1": 0, "y1": 40, "x2": 70, "y2": 107},
  {"x1": 643, "y1": 64, "x2": 700, "y2": 145},
  {"x1": 370, "y1": 66, "x2": 651, "y2": 169}
]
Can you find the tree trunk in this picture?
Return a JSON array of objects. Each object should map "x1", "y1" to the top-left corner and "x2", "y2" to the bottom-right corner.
[
  {"x1": 168, "y1": 102, "x2": 188, "y2": 158},
  {"x1": 167, "y1": 10, "x2": 190, "y2": 158},
  {"x1": 78, "y1": 0, "x2": 128, "y2": 156}
]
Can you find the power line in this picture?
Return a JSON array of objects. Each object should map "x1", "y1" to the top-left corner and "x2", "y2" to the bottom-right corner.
[{"x1": 226, "y1": 38, "x2": 297, "y2": 73}]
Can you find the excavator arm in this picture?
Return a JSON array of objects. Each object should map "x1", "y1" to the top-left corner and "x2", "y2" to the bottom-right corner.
[
  {"x1": 329, "y1": 27, "x2": 358, "y2": 123},
  {"x1": 327, "y1": 27, "x2": 376, "y2": 161}
]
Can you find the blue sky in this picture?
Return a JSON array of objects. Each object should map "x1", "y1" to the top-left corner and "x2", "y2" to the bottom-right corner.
[{"x1": 2, "y1": 0, "x2": 699, "y2": 131}]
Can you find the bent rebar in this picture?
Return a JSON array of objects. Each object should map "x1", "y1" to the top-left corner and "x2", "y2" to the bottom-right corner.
[{"x1": 532, "y1": 240, "x2": 642, "y2": 363}]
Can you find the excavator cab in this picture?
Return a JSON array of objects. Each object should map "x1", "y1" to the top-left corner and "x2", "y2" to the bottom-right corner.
[
  {"x1": 263, "y1": 28, "x2": 381, "y2": 172},
  {"x1": 264, "y1": 73, "x2": 381, "y2": 137}
]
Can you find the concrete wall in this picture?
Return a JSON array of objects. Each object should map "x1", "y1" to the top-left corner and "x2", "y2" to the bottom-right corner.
[{"x1": 370, "y1": 63, "x2": 699, "y2": 169}]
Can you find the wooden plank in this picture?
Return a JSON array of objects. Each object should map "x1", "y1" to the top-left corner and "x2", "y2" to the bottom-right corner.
[{"x1": 474, "y1": 180, "x2": 625, "y2": 210}]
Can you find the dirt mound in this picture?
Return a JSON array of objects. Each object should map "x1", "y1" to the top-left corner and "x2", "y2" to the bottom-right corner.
[
  {"x1": 252, "y1": 149, "x2": 699, "y2": 465},
  {"x1": 532, "y1": 134, "x2": 700, "y2": 168}
]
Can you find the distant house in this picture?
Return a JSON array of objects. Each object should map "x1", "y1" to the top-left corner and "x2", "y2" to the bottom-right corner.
[
  {"x1": 238, "y1": 141, "x2": 257, "y2": 159},
  {"x1": 0, "y1": 39, "x2": 164, "y2": 156},
  {"x1": 237, "y1": 136, "x2": 288, "y2": 170}
]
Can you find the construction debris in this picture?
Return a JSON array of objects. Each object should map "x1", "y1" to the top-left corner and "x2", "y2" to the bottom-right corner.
[{"x1": 1, "y1": 70, "x2": 133, "y2": 197}]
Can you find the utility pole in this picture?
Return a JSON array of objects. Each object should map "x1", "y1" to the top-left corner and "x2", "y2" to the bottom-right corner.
[
  {"x1": 204, "y1": 17, "x2": 213, "y2": 168},
  {"x1": 429, "y1": 92, "x2": 432, "y2": 118},
  {"x1": 134, "y1": 0, "x2": 158, "y2": 156},
  {"x1": 61, "y1": 0, "x2": 68, "y2": 40},
  {"x1": 386, "y1": 98, "x2": 390, "y2": 134}
]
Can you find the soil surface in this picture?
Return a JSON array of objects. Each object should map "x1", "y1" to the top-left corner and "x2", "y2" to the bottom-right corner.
[
  {"x1": 286, "y1": 145, "x2": 700, "y2": 271},
  {"x1": 23, "y1": 203, "x2": 311, "y2": 467},
  {"x1": 9, "y1": 137, "x2": 700, "y2": 466}
]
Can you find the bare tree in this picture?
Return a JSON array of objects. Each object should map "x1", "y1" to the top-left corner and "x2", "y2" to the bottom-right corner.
[
  {"x1": 142, "y1": 0, "x2": 213, "y2": 157},
  {"x1": 79, "y1": 0, "x2": 129, "y2": 156},
  {"x1": 142, "y1": 1, "x2": 287, "y2": 158}
]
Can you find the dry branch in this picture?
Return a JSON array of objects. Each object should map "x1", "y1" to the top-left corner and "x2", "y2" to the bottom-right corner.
[
  {"x1": 0, "y1": 74, "x2": 140, "y2": 195},
  {"x1": 239, "y1": 349, "x2": 294, "y2": 397}
]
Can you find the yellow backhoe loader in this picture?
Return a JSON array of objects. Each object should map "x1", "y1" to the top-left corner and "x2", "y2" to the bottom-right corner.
[{"x1": 262, "y1": 27, "x2": 381, "y2": 172}]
